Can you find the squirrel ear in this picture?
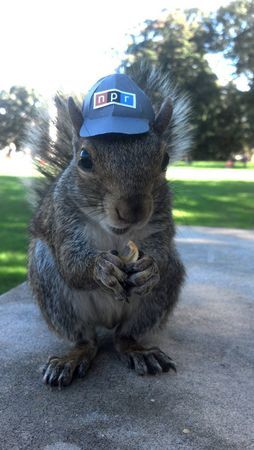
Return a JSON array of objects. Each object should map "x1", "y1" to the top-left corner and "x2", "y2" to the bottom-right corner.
[
  {"x1": 68, "y1": 97, "x2": 83, "y2": 135},
  {"x1": 153, "y1": 97, "x2": 173, "y2": 136}
]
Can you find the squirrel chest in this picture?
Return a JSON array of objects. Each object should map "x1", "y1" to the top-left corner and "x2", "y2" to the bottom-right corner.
[{"x1": 71, "y1": 222, "x2": 143, "y2": 329}]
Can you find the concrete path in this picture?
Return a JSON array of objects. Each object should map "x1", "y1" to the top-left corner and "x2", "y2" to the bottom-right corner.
[
  {"x1": 0, "y1": 226, "x2": 253, "y2": 450},
  {"x1": 167, "y1": 166, "x2": 254, "y2": 181}
]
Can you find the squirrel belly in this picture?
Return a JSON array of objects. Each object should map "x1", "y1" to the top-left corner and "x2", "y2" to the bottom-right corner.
[
  {"x1": 29, "y1": 238, "x2": 142, "y2": 334},
  {"x1": 29, "y1": 212, "x2": 148, "y2": 334}
]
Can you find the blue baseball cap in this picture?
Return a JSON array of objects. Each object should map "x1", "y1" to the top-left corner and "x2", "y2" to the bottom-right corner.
[{"x1": 79, "y1": 74, "x2": 155, "y2": 137}]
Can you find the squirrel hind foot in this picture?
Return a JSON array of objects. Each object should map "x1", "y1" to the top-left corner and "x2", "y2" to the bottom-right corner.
[
  {"x1": 42, "y1": 341, "x2": 98, "y2": 388},
  {"x1": 115, "y1": 337, "x2": 176, "y2": 376}
]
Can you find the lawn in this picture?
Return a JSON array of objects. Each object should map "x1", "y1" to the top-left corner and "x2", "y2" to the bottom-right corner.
[
  {"x1": 0, "y1": 165, "x2": 254, "y2": 294},
  {"x1": 171, "y1": 180, "x2": 254, "y2": 228},
  {"x1": 0, "y1": 176, "x2": 33, "y2": 294}
]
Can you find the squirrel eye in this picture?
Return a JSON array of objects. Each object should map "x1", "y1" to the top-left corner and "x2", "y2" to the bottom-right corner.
[
  {"x1": 161, "y1": 153, "x2": 169, "y2": 171},
  {"x1": 78, "y1": 148, "x2": 93, "y2": 171}
]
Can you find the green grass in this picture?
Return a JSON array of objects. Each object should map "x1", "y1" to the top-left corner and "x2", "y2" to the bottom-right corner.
[
  {"x1": 171, "y1": 180, "x2": 254, "y2": 229},
  {"x1": 0, "y1": 176, "x2": 33, "y2": 294},
  {"x1": 0, "y1": 172, "x2": 253, "y2": 295}
]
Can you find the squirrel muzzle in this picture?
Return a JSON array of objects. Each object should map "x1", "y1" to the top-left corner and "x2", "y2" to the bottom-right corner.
[{"x1": 113, "y1": 194, "x2": 153, "y2": 227}]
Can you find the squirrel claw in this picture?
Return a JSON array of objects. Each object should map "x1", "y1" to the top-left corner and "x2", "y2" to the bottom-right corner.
[
  {"x1": 116, "y1": 339, "x2": 176, "y2": 376},
  {"x1": 41, "y1": 343, "x2": 97, "y2": 388}
]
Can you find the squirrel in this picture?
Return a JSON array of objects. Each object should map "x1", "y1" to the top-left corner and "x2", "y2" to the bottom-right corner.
[{"x1": 27, "y1": 65, "x2": 191, "y2": 388}]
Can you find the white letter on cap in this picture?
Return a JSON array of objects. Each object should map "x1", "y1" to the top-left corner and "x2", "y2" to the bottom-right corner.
[
  {"x1": 110, "y1": 92, "x2": 118, "y2": 102},
  {"x1": 98, "y1": 95, "x2": 106, "y2": 104},
  {"x1": 124, "y1": 95, "x2": 130, "y2": 103}
]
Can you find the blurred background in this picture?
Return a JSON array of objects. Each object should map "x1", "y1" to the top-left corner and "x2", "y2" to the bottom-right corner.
[{"x1": 0, "y1": 0, "x2": 254, "y2": 294}]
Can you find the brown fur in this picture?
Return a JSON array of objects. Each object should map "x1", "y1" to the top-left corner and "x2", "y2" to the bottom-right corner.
[{"x1": 27, "y1": 68, "x2": 190, "y2": 387}]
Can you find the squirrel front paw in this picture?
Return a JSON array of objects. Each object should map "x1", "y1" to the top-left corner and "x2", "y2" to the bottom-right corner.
[
  {"x1": 94, "y1": 251, "x2": 128, "y2": 301},
  {"x1": 125, "y1": 255, "x2": 160, "y2": 296}
]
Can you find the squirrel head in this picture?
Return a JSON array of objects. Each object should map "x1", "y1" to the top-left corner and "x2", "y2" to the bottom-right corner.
[{"x1": 67, "y1": 97, "x2": 173, "y2": 236}]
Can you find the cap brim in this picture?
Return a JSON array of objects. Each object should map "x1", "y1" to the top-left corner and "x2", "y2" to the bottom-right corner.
[{"x1": 79, "y1": 116, "x2": 150, "y2": 137}]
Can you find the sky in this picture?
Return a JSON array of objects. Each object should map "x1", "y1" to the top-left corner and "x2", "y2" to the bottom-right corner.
[{"x1": 1, "y1": 0, "x2": 247, "y2": 96}]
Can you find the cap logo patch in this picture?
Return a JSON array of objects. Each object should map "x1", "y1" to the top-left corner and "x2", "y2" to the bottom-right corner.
[{"x1": 93, "y1": 89, "x2": 136, "y2": 109}]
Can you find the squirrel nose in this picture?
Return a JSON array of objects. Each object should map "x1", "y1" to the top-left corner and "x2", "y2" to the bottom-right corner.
[{"x1": 115, "y1": 195, "x2": 151, "y2": 225}]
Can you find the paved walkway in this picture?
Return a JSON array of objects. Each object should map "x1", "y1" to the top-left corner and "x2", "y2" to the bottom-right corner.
[
  {"x1": 0, "y1": 226, "x2": 253, "y2": 450},
  {"x1": 167, "y1": 166, "x2": 254, "y2": 181}
]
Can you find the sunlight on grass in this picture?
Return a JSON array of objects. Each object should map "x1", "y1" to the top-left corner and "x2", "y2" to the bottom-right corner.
[
  {"x1": 173, "y1": 210, "x2": 194, "y2": 219},
  {"x1": 172, "y1": 180, "x2": 254, "y2": 229},
  {"x1": 0, "y1": 266, "x2": 27, "y2": 275},
  {"x1": 0, "y1": 252, "x2": 27, "y2": 263}
]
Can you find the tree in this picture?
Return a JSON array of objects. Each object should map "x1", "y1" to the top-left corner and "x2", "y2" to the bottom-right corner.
[
  {"x1": 205, "y1": 0, "x2": 254, "y2": 86},
  {"x1": 204, "y1": 0, "x2": 254, "y2": 149},
  {"x1": 121, "y1": 6, "x2": 253, "y2": 160},
  {"x1": 0, "y1": 86, "x2": 41, "y2": 152}
]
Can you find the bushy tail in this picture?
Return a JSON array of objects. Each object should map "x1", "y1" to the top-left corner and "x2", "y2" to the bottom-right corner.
[
  {"x1": 25, "y1": 94, "x2": 76, "y2": 204},
  {"x1": 127, "y1": 62, "x2": 192, "y2": 162}
]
